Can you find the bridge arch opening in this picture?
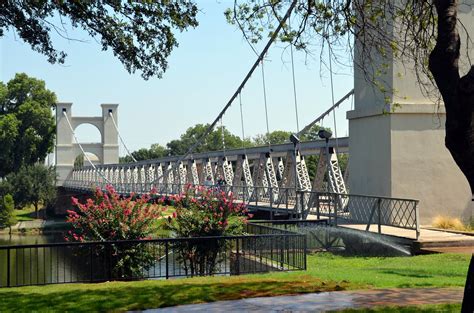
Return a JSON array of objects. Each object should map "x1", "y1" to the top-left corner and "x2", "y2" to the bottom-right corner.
[
  {"x1": 73, "y1": 152, "x2": 101, "y2": 169},
  {"x1": 74, "y1": 123, "x2": 102, "y2": 143}
]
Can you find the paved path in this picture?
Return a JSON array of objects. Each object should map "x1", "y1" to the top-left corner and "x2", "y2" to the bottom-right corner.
[{"x1": 142, "y1": 288, "x2": 463, "y2": 312}]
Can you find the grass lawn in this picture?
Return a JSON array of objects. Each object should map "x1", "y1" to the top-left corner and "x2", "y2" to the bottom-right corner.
[
  {"x1": 0, "y1": 253, "x2": 469, "y2": 312},
  {"x1": 12, "y1": 205, "x2": 38, "y2": 222},
  {"x1": 334, "y1": 303, "x2": 461, "y2": 312}
]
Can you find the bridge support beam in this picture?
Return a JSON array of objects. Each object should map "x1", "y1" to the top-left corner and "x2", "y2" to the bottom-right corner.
[{"x1": 348, "y1": 5, "x2": 473, "y2": 224}]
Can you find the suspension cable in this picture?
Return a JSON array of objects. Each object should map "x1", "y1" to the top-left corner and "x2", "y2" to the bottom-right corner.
[
  {"x1": 239, "y1": 93, "x2": 246, "y2": 150},
  {"x1": 296, "y1": 89, "x2": 354, "y2": 139},
  {"x1": 109, "y1": 112, "x2": 137, "y2": 162},
  {"x1": 261, "y1": 59, "x2": 271, "y2": 150},
  {"x1": 289, "y1": 16, "x2": 300, "y2": 133},
  {"x1": 328, "y1": 49, "x2": 339, "y2": 150},
  {"x1": 220, "y1": 117, "x2": 226, "y2": 156},
  {"x1": 62, "y1": 111, "x2": 112, "y2": 185},
  {"x1": 150, "y1": 0, "x2": 298, "y2": 185}
]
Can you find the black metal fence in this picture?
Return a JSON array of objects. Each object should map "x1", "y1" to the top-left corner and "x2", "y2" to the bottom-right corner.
[{"x1": 0, "y1": 223, "x2": 306, "y2": 288}]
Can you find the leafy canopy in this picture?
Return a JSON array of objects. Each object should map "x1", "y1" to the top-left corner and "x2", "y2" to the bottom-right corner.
[
  {"x1": 0, "y1": 73, "x2": 56, "y2": 177},
  {"x1": 166, "y1": 124, "x2": 249, "y2": 156},
  {"x1": 5, "y1": 164, "x2": 56, "y2": 217},
  {"x1": 1, "y1": 1, "x2": 199, "y2": 79}
]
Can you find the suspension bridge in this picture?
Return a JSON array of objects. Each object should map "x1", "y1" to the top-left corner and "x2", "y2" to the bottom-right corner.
[{"x1": 55, "y1": 2, "x2": 473, "y2": 245}]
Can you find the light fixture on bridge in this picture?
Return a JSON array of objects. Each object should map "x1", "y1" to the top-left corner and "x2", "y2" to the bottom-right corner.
[
  {"x1": 317, "y1": 129, "x2": 332, "y2": 141},
  {"x1": 289, "y1": 133, "x2": 300, "y2": 145}
]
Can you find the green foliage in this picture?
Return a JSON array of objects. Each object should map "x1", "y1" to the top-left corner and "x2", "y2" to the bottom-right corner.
[
  {"x1": 164, "y1": 186, "x2": 249, "y2": 276},
  {"x1": 120, "y1": 144, "x2": 167, "y2": 163},
  {"x1": 0, "y1": 194, "x2": 16, "y2": 229},
  {"x1": 0, "y1": 73, "x2": 56, "y2": 177},
  {"x1": 300, "y1": 124, "x2": 332, "y2": 141},
  {"x1": 253, "y1": 130, "x2": 292, "y2": 145},
  {"x1": 1, "y1": 3, "x2": 199, "y2": 79},
  {"x1": 5, "y1": 164, "x2": 56, "y2": 218},
  {"x1": 167, "y1": 124, "x2": 248, "y2": 156},
  {"x1": 73, "y1": 154, "x2": 84, "y2": 169},
  {"x1": 120, "y1": 123, "x2": 335, "y2": 164}
]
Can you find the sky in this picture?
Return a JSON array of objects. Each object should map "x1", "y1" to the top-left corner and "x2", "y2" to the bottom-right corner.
[{"x1": 1, "y1": 1, "x2": 354, "y2": 157}]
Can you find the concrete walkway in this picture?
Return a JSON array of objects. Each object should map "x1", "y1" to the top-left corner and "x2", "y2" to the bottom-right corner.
[{"x1": 143, "y1": 288, "x2": 463, "y2": 312}]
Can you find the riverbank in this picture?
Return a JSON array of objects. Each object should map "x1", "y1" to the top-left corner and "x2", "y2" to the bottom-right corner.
[{"x1": 0, "y1": 219, "x2": 69, "y2": 235}]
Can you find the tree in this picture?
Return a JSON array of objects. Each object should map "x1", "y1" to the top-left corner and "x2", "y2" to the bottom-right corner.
[
  {"x1": 120, "y1": 144, "x2": 168, "y2": 163},
  {"x1": 167, "y1": 124, "x2": 247, "y2": 156},
  {"x1": 66, "y1": 186, "x2": 163, "y2": 278},
  {"x1": 300, "y1": 124, "x2": 333, "y2": 142},
  {"x1": 74, "y1": 154, "x2": 84, "y2": 169},
  {"x1": 0, "y1": 73, "x2": 56, "y2": 177},
  {"x1": 0, "y1": 194, "x2": 16, "y2": 233},
  {"x1": 253, "y1": 130, "x2": 292, "y2": 145},
  {"x1": 6, "y1": 164, "x2": 56, "y2": 219},
  {"x1": 1, "y1": 2, "x2": 199, "y2": 80}
]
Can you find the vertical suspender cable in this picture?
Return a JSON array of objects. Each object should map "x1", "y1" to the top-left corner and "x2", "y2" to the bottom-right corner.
[
  {"x1": 109, "y1": 112, "x2": 137, "y2": 162},
  {"x1": 261, "y1": 60, "x2": 271, "y2": 150},
  {"x1": 328, "y1": 49, "x2": 339, "y2": 150},
  {"x1": 239, "y1": 93, "x2": 246, "y2": 150},
  {"x1": 221, "y1": 117, "x2": 226, "y2": 156},
  {"x1": 289, "y1": 16, "x2": 300, "y2": 133}
]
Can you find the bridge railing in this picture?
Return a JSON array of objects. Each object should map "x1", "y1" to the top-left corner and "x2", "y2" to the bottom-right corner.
[
  {"x1": 302, "y1": 192, "x2": 420, "y2": 239},
  {"x1": 63, "y1": 181, "x2": 419, "y2": 239}
]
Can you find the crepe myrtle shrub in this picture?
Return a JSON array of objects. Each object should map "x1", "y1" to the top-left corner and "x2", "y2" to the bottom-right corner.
[
  {"x1": 66, "y1": 186, "x2": 164, "y2": 279},
  {"x1": 163, "y1": 185, "x2": 252, "y2": 276}
]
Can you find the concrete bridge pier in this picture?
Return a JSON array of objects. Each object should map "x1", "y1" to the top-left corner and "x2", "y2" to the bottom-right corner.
[{"x1": 347, "y1": 4, "x2": 474, "y2": 224}]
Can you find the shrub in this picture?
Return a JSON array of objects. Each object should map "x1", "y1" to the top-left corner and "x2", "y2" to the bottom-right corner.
[
  {"x1": 66, "y1": 185, "x2": 164, "y2": 278},
  {"x1": 432, "y1": 215, "x2": 466, "y2": 231},
  {"x1": 163, "y1": 185, "x2": 251, "y2": 276},
  {"x1": 0, "y1": 194, "x2": 16, "y2": 231}
]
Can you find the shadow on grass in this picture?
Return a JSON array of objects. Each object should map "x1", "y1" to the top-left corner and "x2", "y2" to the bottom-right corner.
[
  {"x1": 0, "y1": 279, "x2": 352, "y2": 312},
  {"x1": 378, "y1": 270, "x2": 434, "y2": 279},
  {"x1": 332, "y1": 303, "x2": 461, "y2": 313},
  {"x1": 14, "y1": 208, "x2": 41, "y2": 221}
]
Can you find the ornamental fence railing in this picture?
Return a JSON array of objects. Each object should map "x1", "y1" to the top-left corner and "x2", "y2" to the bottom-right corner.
[{"x1": 0, "y1": 223, "x2": 306, "y2": 288}]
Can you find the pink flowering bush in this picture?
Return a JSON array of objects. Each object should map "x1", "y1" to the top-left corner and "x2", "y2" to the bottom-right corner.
[
  {"x1": 66, "y1": 185, "x2": 164, "y2": 278},
  {"x1": 163, "y1": 185, "x2": 251, "y2": 276}
]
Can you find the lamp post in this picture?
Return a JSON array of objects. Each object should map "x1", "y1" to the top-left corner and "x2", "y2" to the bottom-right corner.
[
  {"x1": 290, "y1": 134, "x2": 300, "y2": 219},
  {"x1": 318, "y1": 129, "x2": 334, "y2": 223},
  {"x1": 318, "y1": 129, "x2": 333, "y2": 192}
]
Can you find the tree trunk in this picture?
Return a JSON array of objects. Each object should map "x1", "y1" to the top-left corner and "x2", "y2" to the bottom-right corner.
[
  {"x1": 429, "y1": 0, "x2": 474, "y2": 198},
  {"x1": 34, "y1": 202, "x2": 39, "y2": 219},
  {"x1": 429, "y1": 1, "x2": 474, "y2": 310},
  {"x1": 462, "y1": 254, "x2": 474, "y2": 312}
]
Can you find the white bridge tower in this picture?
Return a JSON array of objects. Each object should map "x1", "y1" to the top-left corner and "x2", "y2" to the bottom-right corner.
[{"x1": 55, "y1": 103, "x2": 119, "y2": 186}]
